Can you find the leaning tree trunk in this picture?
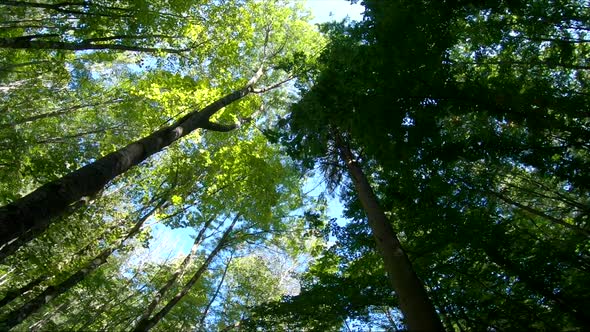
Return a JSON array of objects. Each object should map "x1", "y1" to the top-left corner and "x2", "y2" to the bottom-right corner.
[
  {"x1": 334, "y1": 133, "x2": 444, "y2": 331},
  {"x1": 0, "y1": 35, "x2": 188, "y2": 54},
  {"x1": 133, "y1": 215, "x2": 238, "y2": 332},
  {"x1": 0, "y1": 200, "x2": 163, "y2": 330},
  {"x1": 0, "y1": 68, "x2": 263, "y2": 257},
  {"x1": 0, "y1": 276, "x2": 46, "y2": 310},
  {"x1": 0, "y1": 0, "x2": 131, "y2": 17}
]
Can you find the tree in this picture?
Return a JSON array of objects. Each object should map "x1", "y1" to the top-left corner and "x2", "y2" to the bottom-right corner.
[
  {"x1": 0, "y1": 1, "x2": 323, "y2": 330},
  {"x1": 0, "y1": 0, "x2": 322, "y2": 257},
  {"x1": 3, "y1": 0, "x2": 587, "y2": 330},
  {"x1": 334, "y1": 133, "x2": 443, "y2": 331},
  {"x1": 0, "y1": 68, "x2": 262, "y2": 253},
  {"x1": 275, "y1": 0, "x2": 589, "y2": 329},
  {"x1": 278, "y1": 20, "x2": 444, "y2": 331}
]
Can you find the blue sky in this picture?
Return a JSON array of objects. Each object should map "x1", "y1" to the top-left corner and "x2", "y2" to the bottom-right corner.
[{"x1": 306, "y1": 0, "x2": 364, "y2": 23}]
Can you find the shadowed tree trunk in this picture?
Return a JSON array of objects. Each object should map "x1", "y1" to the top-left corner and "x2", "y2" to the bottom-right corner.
[
  {"x1": 0, "y1": 68, "x2": 263, "y2": 258},
  {"x1": 0, "y1": 276, "x2": 46, "y2": 309},
  {"x1": 0, "y1": 35, "x2": 189, "y2": 54},
  {"x1": 334, "y1": 132, "x2": 444, "y2": 331}
]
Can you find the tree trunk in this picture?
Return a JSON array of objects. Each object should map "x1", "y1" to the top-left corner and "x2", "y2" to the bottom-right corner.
[
  {"x1": 0, "y1": 68, "x2": 262, "y2": 256},
  {"x1": 0, "y1": 0, "x2": 130, "y2": 17},
  {"x1": 0, "y1": 36, "x2": 188, "y2": 54},
  {"x1": 0, "y1": 275, "x2": 46, "y2": 309},
  {"x1": 0, "y1": 201, "x2": 162, "y2": 330},
  {"x1": 334, "y1": 133, "x2": 444, "y2": 331},
  {"x1": 133, "y1": 215, "x2": 238, "y2": 332}
]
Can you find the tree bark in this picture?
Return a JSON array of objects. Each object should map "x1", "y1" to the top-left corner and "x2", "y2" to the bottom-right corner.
[
  {"x1": 0, "y1": 276, "x2": 46, "y2": 309},
  {"x1": 0, "y1": 36, "x2": 188, "y2": 54},
  {"x1": 0, "y1": 68, "x2": 263, "y2": 256},
  {"x1": 133, "y1": 215, "x2": 238, "y2": 332},
  {"x1": 334, "y1": 133, "x2": 444, "y2": 331},
  {"x1": 0, "y1": 200, "x2": 163, "y2": 330},
  {"x1": 0, "y1": 0, "x2": 130, "y2": 17}
]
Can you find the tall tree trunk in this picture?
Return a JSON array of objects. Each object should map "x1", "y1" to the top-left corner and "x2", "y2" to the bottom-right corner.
[
  {"x1": 133, "y1": 215, "x2": 238, "y2": 332},
  {"x1": 0, "y1": 200, "x2": 85, "y2": 263},
  {"x1": 0, "y1": 200, "x2": 163, "y2": 330},
  {"x1": 0, "y1": 36, "x2": 188, "y2": 54},
  {"x1": 0, "y1": 275, "x2": 46, "y2": 309},
  {"x1": 0, "y1": 68, "x2": 263, "y2": 256},
  {"x1": 135, "y1": 216, "x2": 214, "y2": 325},
  {"x1": 334, "y1": 133, "x2": 444, "y2": 331}
]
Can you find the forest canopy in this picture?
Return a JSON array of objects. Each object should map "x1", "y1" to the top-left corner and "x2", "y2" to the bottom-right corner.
[{"x1": 0, "y1": 0, "x2": 588, "y2": 331}]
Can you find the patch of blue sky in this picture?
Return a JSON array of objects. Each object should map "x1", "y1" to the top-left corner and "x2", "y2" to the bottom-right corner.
[
  {"x1": 305, "y1": 0, "x2": 364, "y2": 24},
  {"x1": 303, "y1": 170, "x2": 349, "y2": 228},
  {"x1": 149, "y1": 222, "x2": 198, "y2": 260}
]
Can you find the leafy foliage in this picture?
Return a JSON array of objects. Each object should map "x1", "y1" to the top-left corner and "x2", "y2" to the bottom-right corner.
[
  {"x1": 1, "y1": 0, "x2": 589, "y2": 330},
  {"x1": 269, "y1": 0, "x2": 590, "y2": 330},
  {"x1": 0, "y1": 0, "x2": 325, "y2": 330}
]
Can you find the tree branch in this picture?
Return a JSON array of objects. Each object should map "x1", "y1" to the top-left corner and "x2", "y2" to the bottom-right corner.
[
  {"x1": 251, "y1": 76, "x2": 294, "y2": 94},
  {"x1": 201, "y1": 121, "x2": 239, "y2": 132}
]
